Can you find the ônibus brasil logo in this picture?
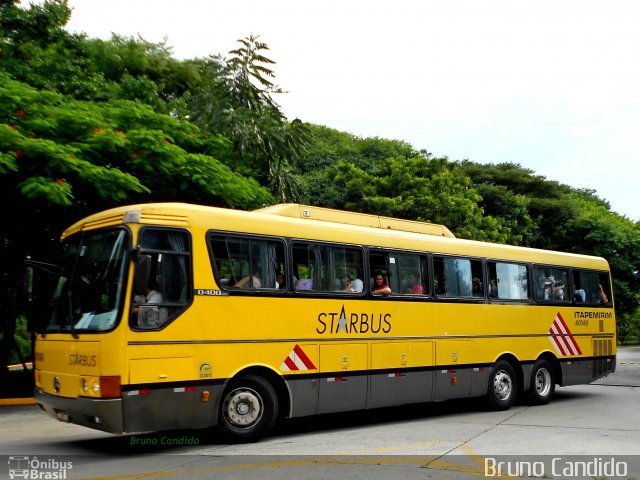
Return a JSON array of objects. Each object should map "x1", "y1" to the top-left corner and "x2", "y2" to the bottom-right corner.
[{"x1": 8, "y1": 456, "x2": 72, "y2": 479}]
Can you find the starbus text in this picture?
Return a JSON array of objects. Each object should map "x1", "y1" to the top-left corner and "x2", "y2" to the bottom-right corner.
[{"x1": 316, "y1": 308, "x2": 391, "y2": 334}]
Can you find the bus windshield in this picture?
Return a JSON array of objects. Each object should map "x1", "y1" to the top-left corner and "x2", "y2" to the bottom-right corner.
[{"x1": 46, "y1": 229, "x2": 129, "y2": 333}]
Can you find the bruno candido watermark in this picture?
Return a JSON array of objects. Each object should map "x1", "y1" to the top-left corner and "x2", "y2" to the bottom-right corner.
[
  {"x1": 485, "y1": 456, "x2": 629, "y2": 478},
  {"x1": 8, "y1": 456, "x2": 72, "y2": 479}
]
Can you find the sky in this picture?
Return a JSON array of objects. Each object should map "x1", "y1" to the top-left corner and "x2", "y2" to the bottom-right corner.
[{"x1": 61, "y1": 0, "x2": 640, "y2": 221}]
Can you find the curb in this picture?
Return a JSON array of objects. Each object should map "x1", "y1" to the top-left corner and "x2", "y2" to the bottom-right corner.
[{"x1": 0, "y1": 397, "x2": 36, "y2": 406}]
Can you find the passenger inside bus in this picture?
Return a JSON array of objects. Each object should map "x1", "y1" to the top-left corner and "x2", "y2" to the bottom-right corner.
[
  {"x1": 234, "y1": 271, "x2": 262, "y2": 288},
  {"x1": 573, "y1": 283, "x2": 586, "y2": 303},
  {"x1": 472, "y1": 277, "x2": 484, "y2": 297},
  {"x1": 372, "y1": 273, "x2": 391, "y2": 295},
  {"x1": 295, "y1": 278, "x2": 313, "y2": 290},
  {"x1": 598, "y1": 284, "x2": 609, "y2": 304},
  {"x1": 543, "y1": 274, "x2": 565, "y2": 301},
  {"x1": 404, "y1": 272, "x2": 424, "y2": 294},
  {"x1": 134, "y1": 284, "x2": 164, "y2": 328},
  {"x1": 488, "y1": 279, "x2": 498, "y2": 297},
  {"x1": 340, "y1": 276, "x2": 354, "y2": 292}
]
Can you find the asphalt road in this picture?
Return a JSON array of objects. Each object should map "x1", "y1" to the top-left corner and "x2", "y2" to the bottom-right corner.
[{"x1": 2, "y1": 347, "x2": 639, "y2": 479}]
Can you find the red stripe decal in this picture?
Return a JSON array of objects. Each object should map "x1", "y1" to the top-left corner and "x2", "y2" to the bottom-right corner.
[
  {"x1": 556, "y1": 312, "x2": 583, "y2": 355},
  {"x1": 550, "y1": 327, "x2": 567, "y2": 356},
  {"x1": 284, "y1": 356, "x2": 298, "y2": 371},
  {"x1": 293, "y1": 344, "x2": 316, "y2": 370}
]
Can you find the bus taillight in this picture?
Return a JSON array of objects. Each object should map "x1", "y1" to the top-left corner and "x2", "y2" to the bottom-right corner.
[
  {"x1": 81, "y1": 376, "x2": 121, "y2": 398},
  {"x1": 99, "y1": 376, "x2": 121, "y2": 398}
]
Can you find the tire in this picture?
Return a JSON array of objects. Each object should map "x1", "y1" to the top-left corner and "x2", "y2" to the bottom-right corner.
[
  {"x1": 487, "y1": 360, "x2": 518, "y2": 410},
  {"x1": 219, "y1": 375, "x2": 279, "y2": 442},
  {"x1": 529, "y1": 359, "x2": 555, "y2": 405}
]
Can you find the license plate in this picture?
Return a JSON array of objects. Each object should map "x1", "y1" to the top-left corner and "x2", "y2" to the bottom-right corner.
[{"x1": 55, "y1": 410, "x2": 70, "y2": 422}]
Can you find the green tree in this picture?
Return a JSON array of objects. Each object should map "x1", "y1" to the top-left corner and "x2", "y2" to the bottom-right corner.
[
  {"x1": 83, "y1": 35, "x2": 206, "y2": 115},
  {"x1": 297, "y1": 124, "x2": 417, "y2": 174},
  {"x1": 319, "y1": 156, "x2": 511, "y2": 242},
  {"x1": 190, "y1": 35, "x2": 309, "y2": 201},
  {"x1": 0, "y1": 1, "x2": 205, "y2": 115},
  {"x1": 0, "y1": 73, "x2": 273, "y2": 369},
  {"x1": 297, "y1": 125, "x2": 420, "y2": 206},
  {"x1": 561, "y1": 193, "x2": 640, "y2": 322},
  {"x1": 459, "y1": 161, "x2": 577, "y2": 248}
]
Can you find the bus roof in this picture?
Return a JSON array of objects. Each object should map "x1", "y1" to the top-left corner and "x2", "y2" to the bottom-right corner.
[
  {"x1": 255, "y1": 204, "x2": 456, "y2": 238},
  {"x1": 60, "y1": 202, "x2": 610, "y2": 271}
]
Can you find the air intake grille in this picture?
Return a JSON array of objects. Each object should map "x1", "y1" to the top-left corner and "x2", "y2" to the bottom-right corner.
[{"x1": 592, "y1": 339, "x2": 614, "y2": 378}]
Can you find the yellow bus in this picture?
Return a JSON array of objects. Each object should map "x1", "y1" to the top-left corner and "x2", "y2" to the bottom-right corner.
[{"x1": 34, "y1": 203, "x2": 616, "y2": 441}]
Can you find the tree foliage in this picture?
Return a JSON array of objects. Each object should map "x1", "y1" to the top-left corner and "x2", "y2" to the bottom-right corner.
[
  {"x1": 0, "y1": 0, "x2": 276, "y2": 368},
  {"x1": 189, "y1": 35, "x2": 309, "y2": 201},
  {"x1": 315, "y1": 156, "x2": 513, "y2": 243},
  {"x1": 0, "y1": 73, "x2": 271, "y2": 209},
  {"x1": 561, "y1": 194, "x2": 640, "y2": 317}
]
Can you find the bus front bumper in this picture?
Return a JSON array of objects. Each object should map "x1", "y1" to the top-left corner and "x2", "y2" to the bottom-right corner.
[{"x1": 35, "y1": 388, "x2": 124, "y2": 434}]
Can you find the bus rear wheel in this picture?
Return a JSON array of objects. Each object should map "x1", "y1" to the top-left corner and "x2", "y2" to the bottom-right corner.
[
  {"x1": 529, "y1": 359, "x2": 555, "y2": 405},
  {"x1": 487, "y1": 360, "x2": 518, "y2": 410},
  {"x1": 219, "y1": 375, "x2": 278, "y2": 442}
]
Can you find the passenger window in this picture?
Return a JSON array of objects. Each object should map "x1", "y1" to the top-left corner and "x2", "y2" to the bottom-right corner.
[
  {"x1": 369, "y1": 250, "x2": 427, "y2": 295},
  {"x1": 209, "y1": 235, "x2": 285, "y2": 290},
  {"x1": 433, "y1": 256, "x2": 483, "y2": 298},
  {"x1": 133, "y1": 228, "x2": 191, "y2": 329},
  {"x1": 533, "y1": 266, "x2": 570, "y2": 303},
  {"x1": 572, "y1": 270, "x2": 611, "y2": 305},
  {"x1": 487, "y1": 262, "x2": 529, "y2": 300},
  {"x1": 291, "y1": 242, "x2": 364, "y2": 293}
]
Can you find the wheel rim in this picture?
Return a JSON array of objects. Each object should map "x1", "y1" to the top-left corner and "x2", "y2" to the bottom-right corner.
[
  {"x1": 222, "y1": 387, "x2": 263, "y2": 429},
  {"x1": 493, "y1": 370, "x2": 513, "y2": 401},
  {"x1": 534, "y1": 367, "x2": 552, "y2": 397}
]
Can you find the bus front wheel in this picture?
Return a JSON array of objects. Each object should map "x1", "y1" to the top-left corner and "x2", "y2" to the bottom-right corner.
[
  {"x1": 219, "y1": 375, "x2": 279, "y2": 442},
  {"x1": 529, "y1": 359, "x2": 555, "y2": 405},
  {"x1": 487, "y1": 360, "x2": 518, "y2": 410}
]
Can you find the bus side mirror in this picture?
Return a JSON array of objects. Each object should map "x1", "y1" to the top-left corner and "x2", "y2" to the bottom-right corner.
[
  {"x1": 134, "y1": 255, "x2": 152, "y2": 296},
  {"x1": 24, "y1": 257, "x2": 61, "y2": 333}
]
